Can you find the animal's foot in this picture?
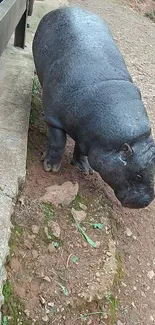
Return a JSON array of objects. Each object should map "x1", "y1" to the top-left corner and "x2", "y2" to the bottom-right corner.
[
  {"x1": 42, "y1": 152, "x2": 61, "y2": 173},
  {"x1": 71, "y1": 158, "x2": 94, "y2": 175}
]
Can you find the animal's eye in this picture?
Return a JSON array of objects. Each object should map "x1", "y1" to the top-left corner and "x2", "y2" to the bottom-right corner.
[{"x1": 136, "y1": 174, "x2": 143, "y2": 181}]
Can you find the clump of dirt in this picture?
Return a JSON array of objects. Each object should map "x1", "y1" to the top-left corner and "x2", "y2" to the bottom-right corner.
[{"x1": 2, "y1": 76, "x2": 120, "y2": 325}]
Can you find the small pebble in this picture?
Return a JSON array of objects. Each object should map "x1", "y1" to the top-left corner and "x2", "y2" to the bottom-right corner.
[
  {"x1": 125, "y1": 228, "x2": 133, "y2": 237},
  {"x1": 49, "y1": 221, "x2": 61, "y2": 238},
  {"x1": 48, "y1": 243, "x2": 55, "y2": 253},
  {"x1": 32, "y1": 250, "x2": 39, "y2": 259},
  {"x1": 71, "y1": 208, "x2": 87, "y2": 222},
  {"x1": 131, "y1": 302, "x2": 136, "y2": 308},
  {"x1": 87, "y1": 320, "x2": 92, "y2": 325},
  {"x1": 79, "y1": 203, "x2": 87, "y2": 211},
  {"x1": 96, "y1": 272, "x2": 100, "y2": 277},
  {"x1": 95, "y1": 241, "x2": 101, "y2": 248},
  {"x1": 24, "y1": 239, "x2": 33, "y2": 250},
  {"x1": 42, "y1": 315, "x2": 49, "y2": 322},
  {"x1": 147, "y1": 270, "x2": 155, "y2": 280},
  {"x1": 117, "y1": 321, "x2": 123, "y2": 325},
  {"x1": 43, "y1": 276, "x2": 51, "y2": 283},
  {"x1": 106, "y1": 251, "x2": 112, "y2": 257},
  {"x1": 40, "y1": 296, "x2": 46, "y2": 305},
  {"x1": 48, "y1": 302, "x2": 54, "y2": 307},
  {"x1": 122, "y1": 282, "x2": 127, "y2": 287},
  {"x1": 32, "y1": 225, "x2": 39, "y2": 234},
  {"x1": 150, "y1": 316, "x2": 154, "y2": 321},
  {"x1": 24, "y1": 309, "x2": 30, "y2": 317}
]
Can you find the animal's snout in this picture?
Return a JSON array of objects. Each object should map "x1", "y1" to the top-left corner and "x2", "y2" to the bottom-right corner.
[{"x1": 115, "y1": 189, "x2": 154, "y2": 209}]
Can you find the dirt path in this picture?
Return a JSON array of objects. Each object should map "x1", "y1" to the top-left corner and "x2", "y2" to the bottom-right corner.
[
  {"x1": 68, "y1": 0, "x2": 155, "y2": 324},
  {"x1": 2, "y1": 1, "x2": 155, "y2": 325}
]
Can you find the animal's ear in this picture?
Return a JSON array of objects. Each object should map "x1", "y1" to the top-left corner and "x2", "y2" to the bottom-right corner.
[{"x1": 120, "y1": 143, "x2": 133, "y2": 158}]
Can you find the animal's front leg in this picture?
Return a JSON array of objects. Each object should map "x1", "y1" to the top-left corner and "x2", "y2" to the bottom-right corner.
[{"x1": 42, "y1": 124, "x2": 66, "y2": 172}]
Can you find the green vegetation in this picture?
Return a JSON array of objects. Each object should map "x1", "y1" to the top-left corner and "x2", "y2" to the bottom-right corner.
[
  {"x1": 2, "y1": 281, "x2": 31, "y2": 325},
  {"x1": 106, "y1": 291, "x2": 118, "y2": 324},
  {"x1": 41, "y1": 202, "x2": 55, "y2": 222}
]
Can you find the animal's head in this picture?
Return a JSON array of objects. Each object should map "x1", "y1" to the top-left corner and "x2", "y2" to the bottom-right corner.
[{"x1": 89, "y1": 136, "x2": 155, "y2": 209}]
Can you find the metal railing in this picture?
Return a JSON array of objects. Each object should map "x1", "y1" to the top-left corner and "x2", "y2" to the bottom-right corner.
[{"x1": 0, "y1": 0, "x2": 34, "y2": 57}]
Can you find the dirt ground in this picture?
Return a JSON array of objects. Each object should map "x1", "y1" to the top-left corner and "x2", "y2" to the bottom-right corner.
[
  {"x1": 127, "y1": 0, "x2": 155, "y2": 22},
  {"x1": 2, "y1": 0, "x2": 155, "y2": 324},
  {"x1": 2, "y1": 81, "x2": 119, "y2": 325}
]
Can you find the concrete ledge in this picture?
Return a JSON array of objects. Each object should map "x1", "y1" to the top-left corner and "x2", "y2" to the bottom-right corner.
[
  {"x1": 0, "y1": 44, "x2": 34, "y2": 321},
  {"x1": 0, "y1": 45, "x2": 34, "y2": 198}
]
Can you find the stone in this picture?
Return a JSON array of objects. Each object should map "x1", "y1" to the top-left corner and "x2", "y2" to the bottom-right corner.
[
  {"x1": 49, "y1": 221, "x2": 61, "y2": 238},
  {"x1": 95, "y1": 241, "x2": 101, "y2": 248},
  {"x1": 24, "y1": 239, "x2": 33, "y2": 250},
  {"x1": 40, "y1": 296, "x2": 46, "y2": 305},
  {"x1": 43, "y1": 276, "x2": 51, "y2": 283},
  {"x1": 96, "y1": 272, "x2": 100, "y2": 277},
  {"x1": 42, "y1": 315, "x2": 49, "y2": 322},
  {"x1": 32, "y1": 225, "x2": 39, "y2": 234},
  {"x1": 117, "y1": 321, "x2": 123, "y2": 325},
  {"x1": 125, "y1": 228, "x2": 133, "y2": 237},
  {"x1": 79, "y1": 203, "x2": 87, "y2": 211},
  {"x1": 48, "y1": 243, "x2": 56, "y2": 253},
  {"x1": 32, "y1": 250, "x2": 39, "y2": 259},
  {"x1": 24, "y1": 309, "x2": 30, "y2": 317},
  {"x1": 40, "y1": 181, "x2": 79, "y2": 207},
  {"x1": 48, "y1": 302, "x2": 54, "y2": 307},
  {"x1": 44, "y1": 227, "x2": 50, "y2": 240},
  {"x1": 147, "y1": 270, "x2": 155, "y2": 279},
  {"x1": 71, "y1": 208, "x2": 87, "y2": 222}
]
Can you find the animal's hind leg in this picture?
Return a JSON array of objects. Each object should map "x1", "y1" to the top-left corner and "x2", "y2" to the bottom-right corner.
[
  {"x1": 42, "y1": 124, "x2": 66, "y2": 172},
  {"x1": 71, "y1": 142, "x2": 94, "y2": 175}
]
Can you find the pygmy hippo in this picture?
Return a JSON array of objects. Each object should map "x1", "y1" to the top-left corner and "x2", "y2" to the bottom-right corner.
[{"x1": 32, "y1": 7, "x2": 155, "y2": 209}]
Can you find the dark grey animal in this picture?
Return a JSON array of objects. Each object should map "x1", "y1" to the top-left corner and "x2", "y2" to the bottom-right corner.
[{"x1": 32, "y1": 7, "x2": 155, "y2": 209}]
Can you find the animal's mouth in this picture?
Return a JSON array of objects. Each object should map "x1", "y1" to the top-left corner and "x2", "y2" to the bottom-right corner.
[{"x1": 114, "y1": 190, "x2": 154, "y2": 209}]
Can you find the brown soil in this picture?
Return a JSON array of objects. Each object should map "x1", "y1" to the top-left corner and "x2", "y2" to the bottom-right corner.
[{"x1": 3, "y1": 81, "x2": 119, "y2": 325}]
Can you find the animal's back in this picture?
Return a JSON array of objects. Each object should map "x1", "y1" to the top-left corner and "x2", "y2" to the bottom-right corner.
[{"x1": 32, "y1": 7, "x2": 131, "y2": 86}]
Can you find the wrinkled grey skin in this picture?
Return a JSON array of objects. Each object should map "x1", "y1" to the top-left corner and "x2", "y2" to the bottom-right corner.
[{"x1": 32, "y1": 7, "x2": 155, "y2": 209}]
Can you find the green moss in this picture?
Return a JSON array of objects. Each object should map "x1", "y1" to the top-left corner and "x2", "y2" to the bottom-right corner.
[
  {"x1": 29, "y1": 107, "x2": 36, "y2": 126},
  {"x1": 40, "y1": 203, "x2": 63, "y2": 246},
  {"x1": 7, "y1": 224, "x2": 23, "y2": 261},
  {"x1": 114, "y1": 250, "x2": 125, "y2": 286},
  {"x1": 71, "y1": 193, "x2": 86, "y2": 210},
  {"x1": 41, "y1": 202, "x2": 55, "y2": 222},
  {"x1": 106, "y1": 291, "x2": 118, "y2": 324},
  {"x1": 32, "y1": 76, "x2": 40, "y2": 95},
  {"x1": 2, "y1": 281, "x2": 32, "y2": 325}
]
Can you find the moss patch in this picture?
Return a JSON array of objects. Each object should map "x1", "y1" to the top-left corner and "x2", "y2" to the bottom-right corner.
[{"x1": 2, "y1": 281, "x2": 31, "y2": 325}]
